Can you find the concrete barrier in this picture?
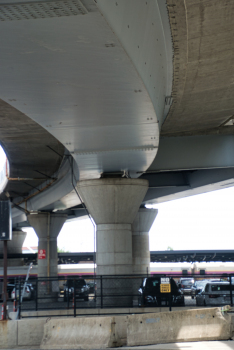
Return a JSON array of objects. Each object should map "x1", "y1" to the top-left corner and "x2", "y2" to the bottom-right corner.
[
  {"x1": 40, "y1": 316, "x2": 122, "y2": 349},
  {"x1": 0, "y1": 318, "x2": 46, "y2": 349},
  {"x1": 18, "y1": 318, "x2": 46, "y2": 347},
  {"x1": 0, "y1": 320, "x2": 17, "y2": 348},
  {"x1": 127, "y1": 307, "x2": 233, "y2": 346}
]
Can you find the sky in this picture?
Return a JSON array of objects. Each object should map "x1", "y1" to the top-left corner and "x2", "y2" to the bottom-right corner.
[
  {"x1": 22, "y1": 185, "x2": 234, "y2": 252},
  {"x1": 0, "y1": 146, "x2": 233, "y2": 252}
]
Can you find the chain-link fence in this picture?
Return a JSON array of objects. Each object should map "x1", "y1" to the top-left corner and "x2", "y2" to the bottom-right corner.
[{"x1": 1, "y1": 273, "x2": 233, "y2": 317}]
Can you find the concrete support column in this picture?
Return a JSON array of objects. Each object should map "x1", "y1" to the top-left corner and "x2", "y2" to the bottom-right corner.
[
  {"x1": 77, "y1": 178, "x2": 148, "y2": 275},
  {"x1": 132, "y1": 208, "x2": 158, "y2": 274},
  {"x1": 27, "y1": 213, "x2": 67, "y2": 278},
  {"x1": 0, "y1": 230, "x2": 26, "y2": 267},
  {"x1": 77, "y1": 178, "x2": 148, "y2": 307}
]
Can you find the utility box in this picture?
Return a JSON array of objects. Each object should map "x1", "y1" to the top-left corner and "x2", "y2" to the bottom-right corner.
[{"x1": 0, "y1": 201, "x2": 12, "y2": 241}]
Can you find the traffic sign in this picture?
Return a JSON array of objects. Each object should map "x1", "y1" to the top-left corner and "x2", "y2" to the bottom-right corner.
[
  {"x1": 160, "y1": 284, "x2": 171, "y2": 293},
  {"x1": 38, "y1": 249, "x2": 46, "y2": 259},
  {"x1": 160, "y1": 277, "x2": 171, "y2": 293}
]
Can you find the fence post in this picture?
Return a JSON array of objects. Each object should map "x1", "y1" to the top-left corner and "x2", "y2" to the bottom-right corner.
[
  {"x1": 230, "y1": 274, "x2": 233, "y2": 306},
  {"x1": 100, "y1": 276, "x2": 103, "y2": 309},
  {"x1": 35, "y1": 278, "x2": 38, "y2": 311},
  {"x1": 73, "y1": 279, "x2": 76, "y2": 318},
  {"x1": 67, "y1": 277, "x2": 69, "y2": 310},
  {"x1": 18, "y1": 278, "x2": 21, "y2": 319},
  {"x1": 169, "y1": 277, "x2": 172, "y2": 312}
]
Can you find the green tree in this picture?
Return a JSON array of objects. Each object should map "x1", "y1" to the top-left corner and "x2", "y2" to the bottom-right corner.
[
  {"x1": 167, "y1": 246, "x2": 173, "y2": 251},
  {"x1": 57, "y1": 247, "x2": 70, "y2": 253}
]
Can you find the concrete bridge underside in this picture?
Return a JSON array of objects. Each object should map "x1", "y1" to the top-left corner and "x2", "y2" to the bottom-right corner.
[{"x1": 0, "y1": 0, "x2": 234, "y2": 277}]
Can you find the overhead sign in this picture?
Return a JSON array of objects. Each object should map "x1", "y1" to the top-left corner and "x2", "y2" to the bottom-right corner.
[
  {"x1": 38, "y1": 249, "x2": 46, "y2": 259},
  {"x1": 160, "y1": 277, "x2": 171, "y2": 293}
]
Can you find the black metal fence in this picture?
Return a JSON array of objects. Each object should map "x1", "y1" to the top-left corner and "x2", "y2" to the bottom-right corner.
[{"x1": 1, "y1": 273, "x2": 234, "y2": 318}]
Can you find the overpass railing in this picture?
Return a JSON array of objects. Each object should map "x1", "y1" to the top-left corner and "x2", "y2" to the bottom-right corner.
[{"x1": 1, "y1": 273, "x2": 233, "y2": 317}]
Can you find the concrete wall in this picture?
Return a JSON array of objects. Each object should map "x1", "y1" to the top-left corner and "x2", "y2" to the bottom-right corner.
[{"x1": 127, "y1": 307, "x2": 233, "y2": 347}]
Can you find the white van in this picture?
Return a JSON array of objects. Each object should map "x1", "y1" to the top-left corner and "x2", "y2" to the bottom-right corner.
[{"x1": 196, "y1": 282, "x2": 233, "y2": 306}]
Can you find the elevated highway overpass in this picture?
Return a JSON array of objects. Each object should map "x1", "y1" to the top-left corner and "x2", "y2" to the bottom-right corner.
[{"x1": 0, "y1": 0, "x2": 234, "y2": 281}]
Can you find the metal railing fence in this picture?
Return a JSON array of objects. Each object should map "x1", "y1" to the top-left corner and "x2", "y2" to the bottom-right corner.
[{"x1": 0, "y1": 273, "x2": 233, "y2": 317}]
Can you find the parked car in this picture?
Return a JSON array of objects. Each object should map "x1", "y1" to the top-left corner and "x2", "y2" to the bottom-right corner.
[
  {"x1": 196, "y1": 282, "x2": 233, "y2": 306},
  {"x1": 11, "y1": 284, "x2": 33, "y2": 301},
  {"x1": 87, "y1": 282, "x2": 96, "y2": 294},
  {"x1": 7, "y1": 284, "x2": 15, "y2": 298},
  {"x1": 178, "y1": 278, "x2": 194, "y2": 296},
  {"x1": 63, "y1": 278, "x2": 89, "y2": 301},
  {"x1": 191, "y1": 280, "x2": 208, "y2": 299},
  {"x1": 138, "y1": 277, "x2": 184, "y2": 307}
]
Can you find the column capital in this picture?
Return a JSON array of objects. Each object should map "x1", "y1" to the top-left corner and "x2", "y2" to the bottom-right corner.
[{"x1": 77, "y1": 178, "x2": 149, "y2": 224}]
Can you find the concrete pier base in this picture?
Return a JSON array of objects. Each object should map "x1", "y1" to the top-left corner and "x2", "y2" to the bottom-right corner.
[
  {"x1": 28, "y1": 213, "x2": 67, "y2": 300},
  {"x1": 77, "y1": 178, "x2": 149, "y2": 306},
  {"x1": 132, "y1": 208, "x2": 158, "y2": 305},
  {"x1": 132, "y1": 208, "x2": 158, "y2": 275}
]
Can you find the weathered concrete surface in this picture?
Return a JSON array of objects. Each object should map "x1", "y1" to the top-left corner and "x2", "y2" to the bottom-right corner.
[
  {"x1": 40, "y1": 316, "x2": 122, "y2": 349},
  {"x1": 0, "y1": 320, "x2": 17, "y2": 349},
  {"x1": 0, "y1": 318, "x2": 46, "y2": 348},
  {"x1": 18, "y1": 319, "x2": 46, "y2": 347},
  {"x1": 127, "y1": 307, "x2": 232, "y2": 347},
  {"x1": 1, "y1": 308, "x2": 233, "y2": 349},
  {"x1": 162, "y1": 0, "x2": 234, "y2": 136},
  {"x1": 0, "y1": 99, "x2": 64, "y2": 201},
  {"x1": 77, "y1": 178, "x2": 148, "y2": 307},
  {"x1": 132, "y1": 208, "x2": 158, "y2": 274}
]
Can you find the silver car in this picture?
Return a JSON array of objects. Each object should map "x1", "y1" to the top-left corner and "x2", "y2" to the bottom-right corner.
[
  {"x1": 178, "y1": 278, "x2": 194, "y2": 296},
  {"x1": 196, "y1": 282, "x2": 233, "y2": 306},
  {"x1": 11, "y1": 285, "x2": 32, "y2": 301}
]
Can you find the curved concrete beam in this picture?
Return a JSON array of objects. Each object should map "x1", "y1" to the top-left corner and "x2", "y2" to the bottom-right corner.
[{"x1": 0, "y1": 99, "x2": 64, "y2": 201}]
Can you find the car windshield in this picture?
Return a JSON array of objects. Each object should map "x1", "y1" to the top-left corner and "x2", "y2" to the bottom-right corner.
[
  {"x1": 181, "y1": 279, "x2": 194, "y2": 285},
  {"x1": 196, "y1": 281, "x2": 207, "y2": 287},
  {"x1": 211, "y1": 284, "x2": 232, "y2": 292},
  {"x1": 67, "y1": 279, "x2": 86, "y2": 288}
]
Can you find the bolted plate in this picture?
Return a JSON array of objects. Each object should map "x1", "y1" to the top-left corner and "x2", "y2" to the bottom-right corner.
[{"x1": 0, "y1": 0, "x2": 88, "y2": 21}]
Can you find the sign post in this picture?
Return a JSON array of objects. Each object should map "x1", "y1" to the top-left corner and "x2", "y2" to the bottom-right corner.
[
  {"x1": 3, "y1": 240, "x2": 7, "y2": 320},
  {"x1": 0, "y1": 201, "x2": 12, "y2": 320},
  {"x1": 160, "y1": 277, "x2": 172, "y2": 311}
]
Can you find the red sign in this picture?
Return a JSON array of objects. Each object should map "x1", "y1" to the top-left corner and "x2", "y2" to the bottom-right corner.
[{"x1": 38, "y1": 249, "x2": 46, "y2": 259}]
